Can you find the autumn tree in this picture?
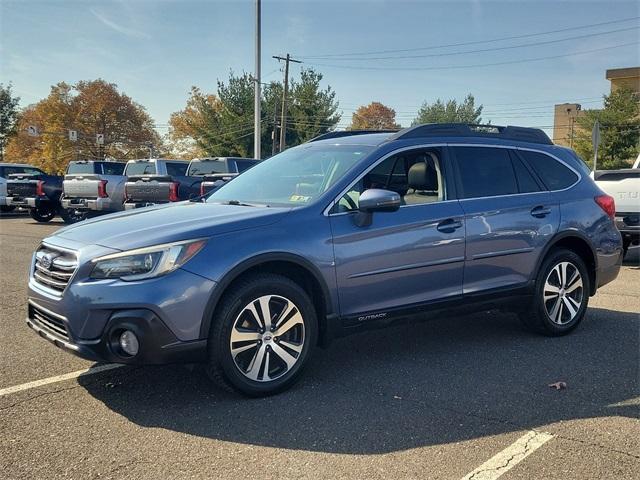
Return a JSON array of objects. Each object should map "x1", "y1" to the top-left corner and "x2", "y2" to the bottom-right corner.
[
  {"x1": 574, "y1": 87, "x2": 640, "y2": 169},
  {"x1": 412, "y1": 94, "x2": 483, "y2": 125},
  {"x1": 0, "y1": 83, "x2": 21, "y2": 161},
  {"x1": 349, "y1": 102, "x2": 400, "y2": 130},
  {"x1": 5, "y1": 80, "x2": 160, "y2": 173}
]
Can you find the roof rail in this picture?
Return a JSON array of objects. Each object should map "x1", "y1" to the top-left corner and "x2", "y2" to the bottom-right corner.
[
  {"x1": 390, "y1": 123, "x2": 553, "y2": 145},
  {"x1": 308, "y1": 129, "x2": 399, "y2": 142}
]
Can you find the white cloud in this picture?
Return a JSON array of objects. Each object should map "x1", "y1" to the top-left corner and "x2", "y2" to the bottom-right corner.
[{"x1": 90, "y1": 8, "x2": 151, "y2": 39}]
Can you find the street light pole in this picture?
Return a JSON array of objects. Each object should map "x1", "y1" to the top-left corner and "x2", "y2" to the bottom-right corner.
[{"x1": 254, "y1": 0, "x2": 261, "y2": 160}]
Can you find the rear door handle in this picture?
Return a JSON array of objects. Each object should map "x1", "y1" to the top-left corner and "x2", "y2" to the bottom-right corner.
[
  {"x1": 437, "y1": 218, "x2": 463, "y2": 233},
  {"x1": 531, "y1": 205, "x2": 552, "y2": 218}
]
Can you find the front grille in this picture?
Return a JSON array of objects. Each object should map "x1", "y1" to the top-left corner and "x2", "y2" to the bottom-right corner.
[
  {"x1": 33, "y1": 245, "x2": 78, "y2": 294},
  {"x1": 29, "y1": 303, "x2": 69, "y2": 340}
]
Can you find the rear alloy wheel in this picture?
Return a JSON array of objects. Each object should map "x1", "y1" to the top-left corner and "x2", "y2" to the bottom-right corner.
[
  {"x1": 29, "y1": 205, "x2": 56, "y2": 222},
  {"x1": 520, "y1": 248, "x2": 589, "y2": 336},
  {"x1": 206, "y1": 274, "x2": 317, "y2": 396}
]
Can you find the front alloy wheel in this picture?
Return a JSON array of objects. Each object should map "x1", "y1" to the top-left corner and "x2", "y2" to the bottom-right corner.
[
  {"x1": 543, "y1": 261, "x2": 584, "y2": 325},
  {"x1": 230, "y1": 295, "x2": 305, "y2": 382},
  {"x1": 206, "y1": 273, "x2": 317, "y2": 396}
]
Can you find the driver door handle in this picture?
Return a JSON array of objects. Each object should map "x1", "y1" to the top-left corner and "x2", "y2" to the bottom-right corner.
[{"x1": 437, "y1": 218, "x2": 463, "y2": 233}]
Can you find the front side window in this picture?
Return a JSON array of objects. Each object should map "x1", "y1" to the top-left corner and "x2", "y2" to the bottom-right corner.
[
  {"x1": 332, "y1": 149, "x2": 444, "y2": 213},
  {"x1": 519, "y1": 150, "x2": 579, "y2": 190},
  {"x1": 207, "y1": 143, "x2": 375, "y2": 207},
  {"x1": 455, "y1": 147, "x2": 518, "y2": 199}
]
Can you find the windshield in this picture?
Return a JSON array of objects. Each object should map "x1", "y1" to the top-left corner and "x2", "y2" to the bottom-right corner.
[
  {"x1": 125, "y1": 162, "x2": 156, "y2": 176},
  {"x1": 188, "y1": 160, "x2": 226, "y2": 176},
  {"x1": 67, "y1": 163, "x2": 95, "y2": 174},
  {"x1": 207, "y1": 143, "x2": 374, "y2": 207}
]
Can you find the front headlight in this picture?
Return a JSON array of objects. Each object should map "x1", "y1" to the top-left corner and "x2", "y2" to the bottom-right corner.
[{"x1": 90, "y1": 239, "x2": 207, "y2": 281}]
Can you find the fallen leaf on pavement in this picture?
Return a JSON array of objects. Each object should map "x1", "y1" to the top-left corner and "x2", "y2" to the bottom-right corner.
[{"x1": 548, "y1": 381, "x2": 567, "y2": 390}]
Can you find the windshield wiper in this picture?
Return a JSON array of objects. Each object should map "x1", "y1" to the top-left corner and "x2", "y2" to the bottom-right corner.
[{"x1": 223, "y1": 200, "x2": 268, "y2": 207}]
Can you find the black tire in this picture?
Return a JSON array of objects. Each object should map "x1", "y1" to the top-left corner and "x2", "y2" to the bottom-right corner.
[
  {"x1": 519, "y1": 248, "x2": 590, "y2": 336},
  {"x1": 29, "y1": 205, "x2": 56, "y2": 222},
  {"x1": 59, "y1": 207, "x2": 87, "y2": 224},
  {"x1": 206, "y1": 273, "x2": 318, "y2": 397},
  {"x1": 622, "y1": 237, "x2": 631, "y2": 259}
]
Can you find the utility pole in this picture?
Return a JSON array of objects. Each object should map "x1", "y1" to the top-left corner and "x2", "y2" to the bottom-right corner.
[
  {"x1": 273, "y1": 53, "x2": 302, "y2": 152},
  {"x1": 271, "y1": 110, "x2": 278, "y2": 156},
  {"x1": 254, "y1": 0, "x2": 261, "y2": 159}
]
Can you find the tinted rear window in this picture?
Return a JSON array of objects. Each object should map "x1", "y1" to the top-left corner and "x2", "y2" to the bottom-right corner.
[
  {"x1": 235, "y1": 159, "x2": 258, "y2": 172},
  {"x1": 103, "y1": 163, "x2": 125, "y2": 175},
  {"x1": 188, "y1": 160, "x2": 226, "y2": 175},
  {"x1": 67, "y1": 163, "x2": 96, "y2": 174},
  {"x1": 519, "y1": 151, "x2": 579, "y2": 190},
  {"x1": 454, "y1": 147, "x2": 518, "y2": 198},
  {"x1": 166, "y1": 162, "x2": 188, "y2": 176},
  {"x1": 1, "y1": 166, "x2": 43, "y2": 177},
  {"x1": 125, "y1": 162, "x2": 156, "y2": 175}
]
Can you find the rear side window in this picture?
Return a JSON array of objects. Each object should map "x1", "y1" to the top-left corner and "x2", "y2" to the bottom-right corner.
[
  {"x1": 103, "y1": 163, "x2": 125, "y2": 175},
  {"x1": 454, "y1": 147, "x2": 518, "y2": 198},
  {"x1": 519, "y1": 151, "x2": 579, "y2": 190},
  {"x1": 166, "y1": 162, "x2": 187, "y2": 176},
  {"x1": 125, "y1": 162, "x2": 156, "y2": 176},
  {"x1": 511, "y1": 154, "x2": 541, "y2": 193}
]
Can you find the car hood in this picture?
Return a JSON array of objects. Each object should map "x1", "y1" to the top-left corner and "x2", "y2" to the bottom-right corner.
[{"x1": 52, "y1": 201, "x2": 291, "y2": 251}]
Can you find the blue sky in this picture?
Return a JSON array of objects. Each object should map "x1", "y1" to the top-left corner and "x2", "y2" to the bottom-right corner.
[{"x1": 1, "y1": 0, "x2": 638, "y2": 137}]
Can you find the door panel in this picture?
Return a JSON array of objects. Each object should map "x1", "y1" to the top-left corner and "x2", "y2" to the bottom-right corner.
[
  {"x1": 330, "y1": 201, "x2": 466, "y2": 317},
  {"x1": 459, "y1": 193, "x2": 559, "y2": 293}
]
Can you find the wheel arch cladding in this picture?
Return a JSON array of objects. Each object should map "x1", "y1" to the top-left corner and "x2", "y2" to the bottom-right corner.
[{"x1": 199, "y1": 253, "x2": 333, "y2": 342}]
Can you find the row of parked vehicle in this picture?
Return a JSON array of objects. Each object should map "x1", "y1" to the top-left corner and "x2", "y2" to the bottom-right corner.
[{"x1": 0, "y1": 157, "x2": 259, "y2": 223}]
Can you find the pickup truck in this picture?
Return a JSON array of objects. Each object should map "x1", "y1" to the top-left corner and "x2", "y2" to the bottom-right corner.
[
  {"x1": 123, "y1": 158, "x2": 192, "y2": 209},
  {"x1": 61, "y1": 160, "x2": 126, "y2": 215},
  {"x1": 0, "y1": 163, "x2": 43, "y2": 213},
  {"x1": 5, "y1": 169, "x2": 85, "y2": 223},
  {"x1": 188, "y1": 157, "x2": 259, "y2": 195},
  {"x1": 593, "y1": 154, "x2": 640, "y2": 257}
]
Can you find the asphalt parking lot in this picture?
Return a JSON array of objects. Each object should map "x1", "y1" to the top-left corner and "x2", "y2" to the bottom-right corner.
[{"x1": 0, "y1": 214, "x2": 638, "y2": 480}]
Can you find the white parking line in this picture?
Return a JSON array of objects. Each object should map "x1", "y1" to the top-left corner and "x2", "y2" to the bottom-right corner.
[
  {"x1": 0, "y1": 364, "x2": 123, "y2": 397},
  {"x1": 460, "y1": 430, "x2": 554, "y2": 480}
]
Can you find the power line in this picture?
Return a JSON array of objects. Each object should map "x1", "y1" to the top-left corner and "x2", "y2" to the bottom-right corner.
[
  {"x1": 296, "y1": 16, "x2": 639, "y2": 58},
  {"x1": 301, "y1": 26, "x2": 638, "y2": 62},
  {"x1": 304, "y1": 42, "x2": 637, "y2": 71}
]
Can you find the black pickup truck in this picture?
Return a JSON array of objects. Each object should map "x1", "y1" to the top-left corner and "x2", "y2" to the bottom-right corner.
[
  {"x1": 190, "y1": 157, "x2": 259, "y2": 195},
  {"x1": 124, "y1": 157, "x2": 258, "y2": 208},
  {"x1": 5, "y1": 169, "x2": 85, "y2": 223}
]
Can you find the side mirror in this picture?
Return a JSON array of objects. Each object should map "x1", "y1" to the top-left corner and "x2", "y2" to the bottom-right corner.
[{"x1": 354, "y1": 188, "x2": 400, "y2": 227}]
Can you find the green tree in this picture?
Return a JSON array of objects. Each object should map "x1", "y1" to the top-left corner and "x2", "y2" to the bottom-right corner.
[
  {"x1": 168, "y1": 68, "x2": 340, "y2": 158},
  {"x1": 0, "y1": 83, "x2": 21, "y2": 161},
  {"x1": 574, "y1": 87, "x2": 640, "y2": 169},
  {"x1": 412, "y1": 93, "x2": 483, "y2": 125}
]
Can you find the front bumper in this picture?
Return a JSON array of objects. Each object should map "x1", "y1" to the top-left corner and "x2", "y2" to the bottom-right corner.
[
  {"x1": 61, "y1": 196, "x2": 118, "y2": 212},
  {"x1": 27, "y1": 264, "x2": 216, "y2": 365}
]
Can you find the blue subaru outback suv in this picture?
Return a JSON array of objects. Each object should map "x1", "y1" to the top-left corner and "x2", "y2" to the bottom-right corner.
[{"x1": 27, "y1": 124, "x2": 622, "y2": 396}]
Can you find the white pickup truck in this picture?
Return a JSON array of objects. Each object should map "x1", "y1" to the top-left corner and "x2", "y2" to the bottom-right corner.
[{"x1": 593, "y1": 154, "x2": 640, "y2": 257}]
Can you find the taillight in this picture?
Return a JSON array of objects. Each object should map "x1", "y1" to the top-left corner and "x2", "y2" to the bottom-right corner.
[
  {"x1": 169, "y1": 182, "x2": 179, "y2": 202},
  {"x1": 595, "y1": 194, "x2": 615, "y2": 219},
  {"x1": 97, "y1": 180, "x2": 108, "y2": 198},
  {"x1": 199, "y1": 182, "x2": 205, "y2": 196},
  {"x1": 36, "y1": 180, "x2": 45, "y2": 196}
]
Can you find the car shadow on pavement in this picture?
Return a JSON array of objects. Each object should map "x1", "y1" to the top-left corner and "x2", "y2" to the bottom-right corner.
[{"x1": 79, "y1": 307, "x2": 639, "y2": 454}]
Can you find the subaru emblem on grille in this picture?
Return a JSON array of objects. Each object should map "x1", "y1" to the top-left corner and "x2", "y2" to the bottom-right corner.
[{"x1": 41, "y1": 254, "x2": 53, "y2": 270}]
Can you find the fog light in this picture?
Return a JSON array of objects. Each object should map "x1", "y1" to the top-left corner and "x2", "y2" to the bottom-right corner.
[{"x1": 119, "y1": 330, "x2": 139, "y2": 356}]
